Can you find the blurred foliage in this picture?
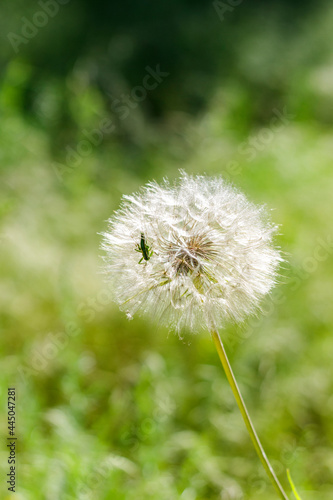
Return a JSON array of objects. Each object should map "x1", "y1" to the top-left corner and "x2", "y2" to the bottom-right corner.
[
  {"x1": 1, "y1": 0, "x2": 333, "y2": 499},
  {"x1": 1, "y1": 0, "x2": 333, "y2": 146}
]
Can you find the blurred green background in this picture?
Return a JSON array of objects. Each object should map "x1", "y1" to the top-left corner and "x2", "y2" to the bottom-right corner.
[{"x1": 1, "y1": 0, "x2": 333, "y2": 498}]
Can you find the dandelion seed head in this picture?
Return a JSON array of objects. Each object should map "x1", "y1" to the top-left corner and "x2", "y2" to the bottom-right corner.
[{"x1": 101, "y1": 173, "x2": 282, "y2": 333}]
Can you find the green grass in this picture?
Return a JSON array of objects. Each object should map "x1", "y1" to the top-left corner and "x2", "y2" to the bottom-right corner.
[{"x1": 1, "y1": 66, "x2": 333, "y2": 500}]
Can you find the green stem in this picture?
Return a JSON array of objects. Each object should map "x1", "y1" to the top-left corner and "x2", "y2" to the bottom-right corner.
[
  {"x1": 287, "y1": 469, "x2": 302, "y2": 500},
  {"x1": 211, "y1": 328, "x2": 289, "y2": 500}
]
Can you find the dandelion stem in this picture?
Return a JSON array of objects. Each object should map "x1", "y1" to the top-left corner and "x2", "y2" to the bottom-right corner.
[{"x1": 211, "y1": 328, "x2": 289, "y2": 500}]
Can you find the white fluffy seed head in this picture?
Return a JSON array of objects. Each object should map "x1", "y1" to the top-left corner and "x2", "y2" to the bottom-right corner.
[{"x1": 101, "y1": 173, "x2": 282, "y2": 333}]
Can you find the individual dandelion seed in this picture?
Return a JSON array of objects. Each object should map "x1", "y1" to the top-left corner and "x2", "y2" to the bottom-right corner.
[{"x1": 101, "y1": 172, "x2": 297, "y2": 500}]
